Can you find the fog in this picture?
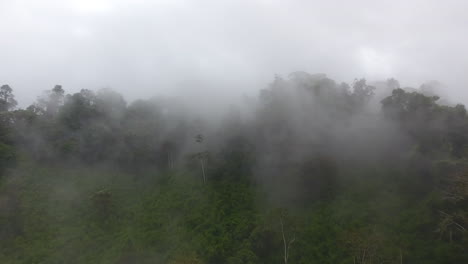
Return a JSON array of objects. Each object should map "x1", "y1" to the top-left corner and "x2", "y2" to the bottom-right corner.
[
  {"x1": 2, "y1": 2, "x2": 468, "y2": 263},
  {"x1": 2, "y1": 0, "x2": 468, "y2": 107}
]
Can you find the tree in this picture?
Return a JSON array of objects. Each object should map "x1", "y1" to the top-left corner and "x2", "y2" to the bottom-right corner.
[
  {"x1": 437, "y1": 161, "x2": 468, "y2": 242},
  {"x1": 446, "y1": 104, "x2": 468, "y2": 157},
  {"x1": 381, "y1": 89, "x2": 444, "y2": 154},
  {"x1": 0, "y1": 112, "x2": 16, "y2": 175},
  {"x1": 278, "y1": 209, "x2": 296, "y2": 264},
  {"x1": 351, "y1": 79, "x2": 375, "y2": 108},
  {"x1": 0, "y1": 86, "x2": 17, "y2": 174},
  {"x1": 37, "y1": 85, "x2": 65, "y2": 116},
  {"x1": 195, "y1": 134, "x2": 208, "y2": 184},
  {"x1": 386, "y1": 78, "x2": 400, "y2": 90},
  {"x1": 381, "y1": 88, "x2": 468, "y2": 156},
  {"x1": 59, "y1": 89, "x2": 97, "y2": 130},
  {"x1": 0, "y1": 85, "x2": 18, "y2": 112},
  {"x1": 344, "y1": 228, "x2": 389, "y2": 264}
]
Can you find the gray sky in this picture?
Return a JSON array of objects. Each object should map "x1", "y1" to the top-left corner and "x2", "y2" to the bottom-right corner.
[{"x1": 1, "y1": 0, "x2": 468, "y2": 106}]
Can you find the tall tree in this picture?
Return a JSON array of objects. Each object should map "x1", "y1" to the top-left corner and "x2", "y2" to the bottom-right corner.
[
  {"x1": 0, "y1": 85, "x2": 18, "y2": 112},
  {"x1": 37, "y1": 85, "x2": 65, "y2": 116}
]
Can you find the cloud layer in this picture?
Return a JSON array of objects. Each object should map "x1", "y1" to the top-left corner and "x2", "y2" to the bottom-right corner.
[{"x1": 1, "y1": 0, "x2": 468, "y2": 106}]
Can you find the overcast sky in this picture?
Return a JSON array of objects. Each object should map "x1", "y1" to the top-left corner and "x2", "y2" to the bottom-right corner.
[{"x1": 1, "y1": 0, "x2": 468, "y2": 106}]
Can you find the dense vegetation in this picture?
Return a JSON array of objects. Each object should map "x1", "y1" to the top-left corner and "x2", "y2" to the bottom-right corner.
[{"x1": 0, "y1": 73, "x2": 467, "y2": 263}]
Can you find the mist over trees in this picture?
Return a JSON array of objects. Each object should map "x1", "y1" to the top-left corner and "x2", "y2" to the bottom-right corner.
[{"x1": 1, "y1": 72, "x2": 467, "y2": 263}]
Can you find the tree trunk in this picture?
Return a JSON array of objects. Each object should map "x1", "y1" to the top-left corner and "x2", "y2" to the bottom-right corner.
[
  {"x1": 281, "y1": 217, "x2": 288, "y2": 264},
  {"x1": 200, "y1": 158, "x2": 206, "y2": 184},
  {"x1": 399, "y1": 248, "x2": 403, "y2": 264}
]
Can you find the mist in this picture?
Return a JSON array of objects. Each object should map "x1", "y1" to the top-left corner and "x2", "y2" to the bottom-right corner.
[
  {"x1": 2, "y1": 0, "x2": 468, "y2": 107},
  {"x1": 1, "y1": 1, "x2": 468, "y2": 263}
]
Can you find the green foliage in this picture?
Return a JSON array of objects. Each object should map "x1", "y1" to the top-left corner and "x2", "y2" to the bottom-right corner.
[
  {"x1": 0, "y1": 142, "x2": 15, "y2": 173},
  {"x1": 0, "y1": 84, "x2": 18, "y2": 112},
  {"x1": 1, "y1": 74, "x2": 468, "y2": 263},
  {"x1": 382, "y1": 88, "x2": 468, "y2": 156}
]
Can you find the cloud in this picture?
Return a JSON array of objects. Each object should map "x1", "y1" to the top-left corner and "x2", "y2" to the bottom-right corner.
[
  {"x1": 69, "y1": 0, "x2": 115, "y2": 14},
  {"x1": 1, "y1": 0, "x2": 468, "y2": 106},
  {"x1": 358, "y1": 47, "x2": 395, "y2": 79}
]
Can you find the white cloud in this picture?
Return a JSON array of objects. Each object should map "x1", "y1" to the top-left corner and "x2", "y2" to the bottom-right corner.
[
  {"x1": 71, "y1": 26, "x2": 93, "y2": 38},
  {"x1": 69, "y1": 0, "x2": 114, "y2": 14},
  {"x1": 358, "y1": 47, "x2": 395, "y2": 79},
  {"x1": 1, "y1": 0, "x2": 468, "y2": 105}
]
